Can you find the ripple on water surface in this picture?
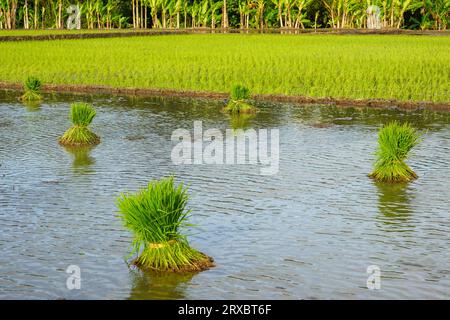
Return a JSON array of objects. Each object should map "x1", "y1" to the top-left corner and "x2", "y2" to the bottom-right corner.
[{"x1": 0, "y1": 92, "x2": 449, "y2": 299}]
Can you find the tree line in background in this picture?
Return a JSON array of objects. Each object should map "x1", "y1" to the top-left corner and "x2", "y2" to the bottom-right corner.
[{"x1": 0, "y1": 0, "x2": 448, "y2": 30}]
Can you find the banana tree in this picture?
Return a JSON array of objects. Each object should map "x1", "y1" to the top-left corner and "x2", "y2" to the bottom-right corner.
[
  {"x1": 255, "y1": 0, "x2": 264, "y2": 29},
  {"x1": 160, "y1": 0, "x2": 169, "y2": 28},
  {"x1": 0, "y1": 0, "x2": 18, "y2": 29},
  {"x1": 293, "y1": 0, "x2": 312, "y2": 29},
  {"x1": 210, "y1": 0, "x2": 222, "y2": 28}
]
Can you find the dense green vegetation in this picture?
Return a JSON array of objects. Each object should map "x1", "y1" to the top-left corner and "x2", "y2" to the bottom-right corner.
[
  {"x1": 1, "y1": 34, "x2": 449, "y2": 103},
  {"x1": 59, "y1": 102, "x2": 100, "y2": 146},
  {"x1": 20, "y1": 76, "x2": 41, "y2": 101},
  {"x1": 369, "y1": 121, "x2": 420, "y2": 183},
  {"x1": 0, "y1": 0, "x2": 448, "y2": 30},
  {"x1": 116, "y1": 176, "x2": 214, "y2": 272},
  {"x1": 224, "y1": 84, "x2": 257, "y2": 114}
]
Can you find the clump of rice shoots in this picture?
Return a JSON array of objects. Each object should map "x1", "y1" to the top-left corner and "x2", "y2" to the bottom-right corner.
[
  {"x1": 223, "y1": 85, "x2": 258, "y2": 114},
  {"x1": 116, "y1": 177, "x2": 214, "y2": 272},
  {"x1": 59, "y1": 103, "x2": 100, "y2": 146},
  {"x1": 369, "y1": 121, "x2": 420, "y2": 183},
  {"x1": 20, "y1": 76, "x2": 42, "y2": 101}
]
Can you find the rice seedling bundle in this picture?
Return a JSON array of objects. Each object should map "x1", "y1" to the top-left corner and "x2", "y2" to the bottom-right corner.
[
  {"x1": 116, "y1": 177, "x2": 214, "y2": 272},
  {"x1": 59, "y1": 103, "x2": 100, "y2": 146},
  {"x1": 369, "y1": 121, "x2": 420, "y2": 183},
  {"x1": 223, "y1": 84, "x2": 257, "y2": 114},
  {"x1": 20, "y1": 76, "x2": 42, "y2": 101}
]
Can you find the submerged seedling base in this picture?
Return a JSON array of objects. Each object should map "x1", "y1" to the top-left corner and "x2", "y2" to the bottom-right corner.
[
  {"x1": 19, "y1": 90, "x2": 42, "y2": 102},
  {"x1": 223, "y1": 100, "x2": 258, "y2": 114},
  {"x1": 369, "y1": 163, "x2": 418, "y2": 183},
  {"x1": 59, "y1": 126, "x2": 101, "y2": 147},
  {"x1": 132, "y1": 241, "x2": 215, "y2": 273}
]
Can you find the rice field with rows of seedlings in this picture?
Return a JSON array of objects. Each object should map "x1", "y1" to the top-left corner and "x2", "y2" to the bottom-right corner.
[{"x1": 0, "y1": 34, "x2": 449, "y2": 103}]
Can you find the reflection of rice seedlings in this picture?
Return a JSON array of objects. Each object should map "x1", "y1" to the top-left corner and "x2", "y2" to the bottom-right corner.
[
  {"x1": 59, "y1": 103, "x2": 100, "y2": 146},
  {"x1": 230, "y1": 113, "x2": 254, "y2": 131},
  {"x1": 369, "y1": 121, "x2": 420, "y2": 183},
  {"x1": 63, "y1": 145, "x2": 96, "y2": 168},
  {"x1": 22, "y1": 100, "x2": 42, "y2": 112},
  {"x1": 20, "y1": 76, "x2": 42, "y2": 101},
  {"x1": 375, "y1": 182, "x2": 415, "y2": 233},
  {"x1": 223, "y1": 85, "x2": 258, "y2": 114},
  {"x1": 376, "y1": 182, "x2": 412, "y2": 219},
  {"x1": 128, "y1": 269, "x2": 195, "y2": 300},
  {"x1": 116, "y1": 176, "x2": 214, "y2": 273}
]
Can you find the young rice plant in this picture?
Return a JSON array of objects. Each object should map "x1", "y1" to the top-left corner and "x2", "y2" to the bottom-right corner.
[
  {"x1": 223, "y1": 84, "x2": 258, "y2": 114},
  {"x1": 369, "y1": 121, "x2": 420, "y2": 183},
  {"x1": 20, "y1": 76, "x2": 42, "y2": 101},
  {"x1": 116, "y1": 176, "x2": 214, "y2": 272},
  {"x1": 59, "y1": 103, "x2": 100, "y2": 146}
]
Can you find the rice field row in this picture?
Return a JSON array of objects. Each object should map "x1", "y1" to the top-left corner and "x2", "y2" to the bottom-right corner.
[{"x1": 0, "y1": 34, "x2": 449, "y2": 102}]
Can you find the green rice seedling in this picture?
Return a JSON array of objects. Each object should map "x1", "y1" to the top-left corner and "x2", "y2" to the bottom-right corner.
[
  {"x1": 20, "y1": 76, "x2": 42, "y2": 101},
  {"x1": 369, "y1": 121, "x2": 420, "y2": 183},
  {"x1": 223, "y1": 84, "x2": 258, "y2": 114},
  {"x1": 116, "y1": 176, "x2": 214, "y2": 272},
  {"x1": 1, "y1": 35, "x2": 449, "y2": 103},
  {"x1": 59, "y1": 103, "x2": 100, "y2": 146}
]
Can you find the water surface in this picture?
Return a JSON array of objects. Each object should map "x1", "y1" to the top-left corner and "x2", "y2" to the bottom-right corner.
[{"x1": 0, "y1": 91, "x2": 449, "y2": 299}]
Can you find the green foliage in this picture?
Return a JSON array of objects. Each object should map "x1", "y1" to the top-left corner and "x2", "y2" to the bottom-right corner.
[
  {"x1": 1, "y1": 35, "x2": 449, "y2": 103},
  {"x1": 224, "y1": 100, "x2": 257, "y2": 114},
  {"x1": 70, "y1": 102, "x2": 97, "y2": 126},
  {"x1": 369, "y1": 121, "x2": 421, "y2": 183},
  {"x1": 25, "y1": 76, "x2": 41, "y2": 92},
  {"x1": 230, "y1": 84, "x2": 251, "y2": 101},
  {"x1": 116, "y1": 177, "x2": 213, "y2": 272},
  {"x1": 20, "y1": 76, "x2": 42, "y2": 101},
  {"x1": 59, "y1": 103, "x2": 100, "y2": 146},
  {"x1": 224, "y1": 84, "x2": 258, "y2": 114},
  {"x1": 0, "y1": 0, "x2": 448, "y2": 31}
]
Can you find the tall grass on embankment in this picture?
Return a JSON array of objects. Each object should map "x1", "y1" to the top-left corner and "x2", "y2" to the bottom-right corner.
[
  {"x1": 116, "y1": 177, "x2": 214, "y2": 272},
  {"x1": 0, "y1": 34, "x2": 449, "y2": 103},
  {"x1": 369, "y1": 121, "x2": 421, "y2": 183}
]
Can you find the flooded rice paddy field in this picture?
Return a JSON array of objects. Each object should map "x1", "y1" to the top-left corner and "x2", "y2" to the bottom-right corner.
[{"x1": 0, "y1": 91, "x2": 449, "y2": 299}]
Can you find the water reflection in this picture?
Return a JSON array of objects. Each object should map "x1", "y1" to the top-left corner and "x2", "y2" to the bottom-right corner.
[
  {"x1": 375, "y1": 182, "x2": 415, "y2": 232},
  {"x1": 229, "y1": 113, "x2": 255, "y2": 131},
  {"x1": 1, "y1": 89, "x2": 450, "y2": 299},
  {"x1": 291, "y1": 105, "x2": 449, "y2": 131},
  {"x1": 128, "y1": 269, "x2": 196, "y2": 300},
  {"x1": 22, "y1": 100, "x2": 42, "y2": 112},
  {"x1": 62, "y1": 145, "x2": 96, "y2": 173}
]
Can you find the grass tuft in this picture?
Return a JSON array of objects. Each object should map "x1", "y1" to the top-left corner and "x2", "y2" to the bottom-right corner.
[
  {"x1": 20, "y1": 76, "x2": 42, "y2": 101},
  {"x1": 59, "y1": 103, "x2": 100, "y2": 146},
  {"x1": 223, "y1": 84, "x2": 258, "y2": 114},
  {"x1": 116, "y1": 176, "x2": 214, "y2": 272},
  {"x1": 369, "y1": 121, "x2": 420, "y2": 183}
]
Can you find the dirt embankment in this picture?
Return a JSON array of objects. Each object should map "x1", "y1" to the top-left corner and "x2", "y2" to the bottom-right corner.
[{"x1": 1, "y1": 81, "x2": 449, "y2": 111}]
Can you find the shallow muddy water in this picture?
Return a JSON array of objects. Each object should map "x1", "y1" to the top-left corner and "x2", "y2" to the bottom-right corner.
[{"x1": 0, "y1": 90, "x2": 449, "y2": 299}]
